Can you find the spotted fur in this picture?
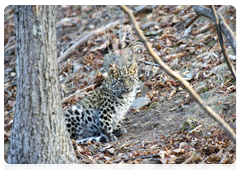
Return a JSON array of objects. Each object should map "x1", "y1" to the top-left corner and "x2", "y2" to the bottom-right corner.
[{"x1": 65, "y1": 63, "x2": 138, "y2": 143}]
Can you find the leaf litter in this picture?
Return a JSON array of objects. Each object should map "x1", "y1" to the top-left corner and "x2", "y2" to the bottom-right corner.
[{"x1": 4, "y1": 5, "x2": 236, "y2": 163}]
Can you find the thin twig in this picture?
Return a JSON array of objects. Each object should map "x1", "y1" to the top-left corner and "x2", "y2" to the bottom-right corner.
[
  {"x1": 184, "y1": 13, "x2": 200, "y2": 28},
  {"x1": 61, "y1": 84, "x2": 96, "y2": 103},
  {"x1": 188, "y1": 124, "x2": 203, "y2": 134},
  {"x1": 4, "y1": 89, "x2": 12, "y2": 97},
  {"x1": 58, "y1": 19, "x2": 129, "y2": 63},
  {"x1": 113, "y1": 154, "x2": 159, "y2": 163},
  {"x1": 120, "y1": 5, "x2": 236, "y2": 143},
  {"x1": 143, "y1": 61, "x2": 160, "y2": 67},
  {"x1": 210, "y1": 5, "x2": 236, "y2": 80},
  {"x1": 119, "y1": 10, "x2": 124, "y2": 45}
]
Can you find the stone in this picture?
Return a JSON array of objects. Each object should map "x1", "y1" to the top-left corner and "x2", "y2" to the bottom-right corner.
[
  {"x1": 99, "y1": 147, "x2": 107, "y2": 153},
  {"x1": 10, "y1": 72, "x2": 16, "y2": 77},
  {"x1": 181, "y1": 117, "x2": 199, "y2": 132},
  {"x1": 152, "y1": 121, "x2": 161, "y2": 128},
  {"x1": 131, "y1": 97, "x2": 151, "y2": 109}
]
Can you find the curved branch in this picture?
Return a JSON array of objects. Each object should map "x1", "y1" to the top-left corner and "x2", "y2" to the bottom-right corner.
[
  {"x1": 210, "y1": 5, "x2": 236, "y2": 79},
  {"x1": 61, "y1": 84, "x2": 96, "y2": 104},
  {"x1": 120, "y1": 5, "x2": 236, "y2": 143},
  {"x1": 192, "y1": 5, "x2": 236, "y2": 54}
]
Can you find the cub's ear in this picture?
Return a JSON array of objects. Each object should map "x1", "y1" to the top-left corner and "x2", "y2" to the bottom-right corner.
[
  {"x1": 109, "y1": 67, "x2": 119, "y2": 78},
  {"x1": 129, "y1": 63, "x2": 138, "y2": 75}
]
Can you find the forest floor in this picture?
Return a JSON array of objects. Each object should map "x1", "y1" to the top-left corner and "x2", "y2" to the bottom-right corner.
[{"x1": 4, "y1": 5, "x2": 236, "y2": 164}]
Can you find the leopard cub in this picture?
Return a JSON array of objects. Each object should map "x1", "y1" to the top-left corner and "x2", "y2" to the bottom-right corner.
[{"x1": 65, "y1": 63, "x2": 138, "y2": 143}]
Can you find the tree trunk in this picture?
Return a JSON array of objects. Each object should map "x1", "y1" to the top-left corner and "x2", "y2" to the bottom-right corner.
[{"x1": 7, "y1": 5, "x2": 78, "y2": 164}]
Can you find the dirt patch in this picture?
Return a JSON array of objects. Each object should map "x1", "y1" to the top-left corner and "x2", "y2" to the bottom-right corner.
[{"x1": 120, "y1": 90, "x2": 236, "y2": 146}]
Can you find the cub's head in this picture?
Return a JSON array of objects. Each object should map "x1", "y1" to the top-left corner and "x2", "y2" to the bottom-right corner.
[{"x1": 107, "y1": 63, "x2": 138, "y2": 96}]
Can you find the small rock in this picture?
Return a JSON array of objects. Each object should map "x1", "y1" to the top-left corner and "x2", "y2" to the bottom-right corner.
[
  {"x1": 172, "y1": 148, "x2": 185, "y2": 154},
  {"x1": 131, "y1": 97, "x2": 151, "y2": 109},
  {"x1": 152, "y1": 121, "x2": 161, "y2": 128},
  {"x1": 89, "y1": 24, "x2": 95, "y2": 29},
  {"x1": 181, "y1": 117, "x2": 199, "y2": 132},
  {"x1": 122, "y1": 154, "x2": 129, "y2": 159},
  {"x1": 182, "y1": 72, "x2": 193, "y2": 81},
  {"x1": 107, "y1": 148, "x2": 115, "y2": 155},
  {"x1": 89, "y1": 144, "x2": 98, "y2": 153},
  {"x1": 228, "y1": 55, "x2": 236, "y2": 61},
  {"x1": 10, "y1": 72, "x2": 16, "y2": 77},
  {"x1": 179, "y1": 142, "x2": 189, "y2": 149},
  {"x1": 99, "y1": 147, "x2": 107, "y2": 153},
  {"x1": 134, "y1": 5, "x2": 148, "y2": 12},
  {"x1": 59, "y1": 75, "x2": 64, "y2": 82},
  {"x1": 97, "y1": 160, "x2": 105, "y2": 164}
]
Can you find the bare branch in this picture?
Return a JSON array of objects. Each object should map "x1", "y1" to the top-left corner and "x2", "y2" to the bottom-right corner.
[
  {"x1": 192, "y1": 5, "x2": 236, "y2": 54},
  {"x1": 210, "y1": 5, "x2": 236, "y2": 79},
  {"x1": 120, "y1": 5, "x2": 236, "y2": 143},
  {"x1": 58, "y1": 19, "x2": 129, "y2": 63},
  {"x1": 61, "y1": 84, "x2": 96, "y2": 104}
]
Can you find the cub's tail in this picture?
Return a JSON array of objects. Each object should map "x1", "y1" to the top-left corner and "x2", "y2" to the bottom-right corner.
[{"x1": 76, "y1": 134, "x2": 108, "y2": 144}]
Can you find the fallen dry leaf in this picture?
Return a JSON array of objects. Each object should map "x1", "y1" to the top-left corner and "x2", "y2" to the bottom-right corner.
[
  {"x1": 209, "y1": 42, "x2": 221, "y2": 52},
  {"x1": 160, "y1": 155, "x2": 176, "y2": 164},
  {"x1": 182, "y1": 151, "x2": 200, "y2": 164}
]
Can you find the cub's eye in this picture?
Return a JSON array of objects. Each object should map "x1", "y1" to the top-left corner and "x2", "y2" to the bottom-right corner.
[{"x1": 118, "y1": 79, "x2": 124, "y2": 83}]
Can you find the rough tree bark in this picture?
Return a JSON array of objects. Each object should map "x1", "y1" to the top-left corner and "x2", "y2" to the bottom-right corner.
[{"x1": 7, "y1": 5, "x2": 78, "y2": 164}]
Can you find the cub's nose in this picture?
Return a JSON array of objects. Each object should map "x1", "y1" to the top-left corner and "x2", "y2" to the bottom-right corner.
[{"x1": 125, "y1": 87, "x2": 132, "y2": 92}]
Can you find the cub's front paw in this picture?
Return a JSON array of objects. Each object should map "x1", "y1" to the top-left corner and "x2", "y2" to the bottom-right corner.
[
  {"x1": 109, "y1": 134, "x2": 118, "y2": 142},
  {"x1": 113, "y1": 127, "x2": 127, "y2": 137}
]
